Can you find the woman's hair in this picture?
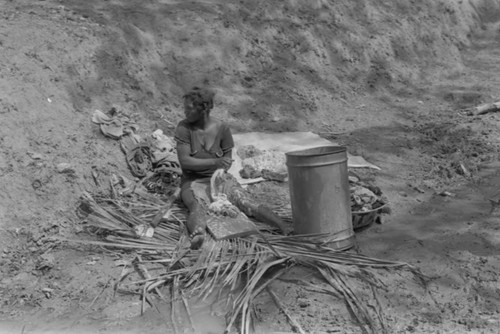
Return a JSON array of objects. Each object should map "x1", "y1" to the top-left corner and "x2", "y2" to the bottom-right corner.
[{"x1": 183, "y1": 86, "x2": 215, "y2": 113}]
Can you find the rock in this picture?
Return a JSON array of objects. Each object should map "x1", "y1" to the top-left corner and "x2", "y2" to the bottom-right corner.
[
  {"x1": 27, "y1": 151, "x2": 45, "y2": 160},
  {"x1": 242, "y1": 150, "x2": 287, "y2": 174},
  {"x1": 0, "y1": 277, "x2": 13, "y2": 286},
  {"x1": 261, "y1": 169, "x2": 287, "y2": 182},
  {"x1": 237, "y1": 145, "x2": 262, "y2": 159},
  {"x1": 37, "y1": 253, "x2": 55, "y2": 270},
  {"x1": 56, "y1": 163, "x2": 75, "y2": 174},
  {"x1": 11, "y1": 272, "x2": 38, "y2": 287},
  {"x1": 32, "y1": 180, "x2": 43, "y2": 190},
  {"x1": 13, "y1": 272, "x2": 31, "y2": 282},
  {"x1": 297, "y1": 298, "x2": 309, "y2": 308},
  {"x1": 239, "y1": 165, "x2": 261, "y2": 179},
  {"x1": 348, "y1": 175, "x2": 359, "y2": 183}
]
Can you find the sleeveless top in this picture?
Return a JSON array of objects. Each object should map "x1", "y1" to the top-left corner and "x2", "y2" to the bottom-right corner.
[{"x1": 174, "y1": 119, "x2": 234, "y2": 182}]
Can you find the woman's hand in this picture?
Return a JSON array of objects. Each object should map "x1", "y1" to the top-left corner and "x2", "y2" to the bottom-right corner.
[{"x1": 215, "y1": 157, "x2": 233, "y2": 171}]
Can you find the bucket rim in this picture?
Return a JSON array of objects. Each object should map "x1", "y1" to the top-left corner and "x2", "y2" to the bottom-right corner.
[{"x1": 285, "y1": 145, "x2": 346, "y2": 157}]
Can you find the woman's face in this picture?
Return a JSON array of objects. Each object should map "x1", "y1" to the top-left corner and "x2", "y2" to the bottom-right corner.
[{"x1": 184, "y1": 99, "x2": 203, "y2": 123}]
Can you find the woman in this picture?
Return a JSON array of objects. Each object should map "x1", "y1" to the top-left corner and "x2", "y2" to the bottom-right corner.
[
  {"x1": 174, "y1": 86, "x2": 234, "y2": 249},
  {"x1": 175, "y1": 86, "x2": 290, "y2": 249}
]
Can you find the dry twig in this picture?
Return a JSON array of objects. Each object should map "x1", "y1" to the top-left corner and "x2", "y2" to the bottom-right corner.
[{"x1": 266, "y1": 286, "x2": 306, "y2": 334}]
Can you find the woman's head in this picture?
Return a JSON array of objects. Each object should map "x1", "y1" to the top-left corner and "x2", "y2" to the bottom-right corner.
[{"x1": 183, "y1": 86, "x2": 215, "y2": 123}]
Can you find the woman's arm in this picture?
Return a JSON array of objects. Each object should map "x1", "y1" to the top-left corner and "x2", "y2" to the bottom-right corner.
[
  {"x1": 177, "y1": 143, "x2": 232, "y2": 171},
  {"x1": 176, "y1": 143, "x2": 218, "y2": 172},
  {"x1": 220, "y1": 123, "x2": 234, "y2": 170},
  {"x1": 222, "y1": 148, "x2": 233, "y2": 170}
]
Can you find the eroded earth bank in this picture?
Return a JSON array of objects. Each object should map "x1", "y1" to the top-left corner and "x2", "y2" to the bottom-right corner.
[{"x1": 2, "y1": 0, "x2": 500, "y2": 333}]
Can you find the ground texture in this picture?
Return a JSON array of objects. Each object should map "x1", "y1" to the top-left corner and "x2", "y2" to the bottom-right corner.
[{"x1": 1, "y1": 0, "x2": 500, "y2": 333}]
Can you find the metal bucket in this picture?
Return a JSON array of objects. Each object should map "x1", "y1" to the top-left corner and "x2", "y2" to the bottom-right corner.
[{"x1": 285, "y1": 146, "x2": 354, "y2": 250}]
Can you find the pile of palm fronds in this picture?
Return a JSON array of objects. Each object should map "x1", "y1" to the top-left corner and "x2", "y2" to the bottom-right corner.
[{"x1": 73, "y1": 190, "x2": 425, "y2": 334}]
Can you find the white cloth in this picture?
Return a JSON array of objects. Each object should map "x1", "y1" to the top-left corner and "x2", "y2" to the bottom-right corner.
[{"x1": 227, "y1": 131, "x2": 381, "y2": 184}]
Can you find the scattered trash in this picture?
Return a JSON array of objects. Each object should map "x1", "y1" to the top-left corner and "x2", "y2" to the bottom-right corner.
[
  {"x1": 41, "y1": 287, "x2": 54, "y2": 298},
  {"x1": 455, "y1": 162, "x2": 471, "y2": 177},
  {"x1": 86, "y1": 256, "x2": 100, "y2": 266},
  {"x1": 469, "y1": 101, "x2": 500, "y2": 116},
  {"x1": 150, "y1": 129, "x2": 175, "y2": 153},
  {"x1": 122, "y1": 141, "x2": 153, "y2": 178},
  {"x1": 141, "y1": 167, "x2": 181, "y2": 195},
  {"x1": 439, "y1": 191, "x2": 455, "y2": 197},
  {"x1": 412, "y1": 185, "x2": 426, "y2": 194},
  {"x1": 114, "y1": 259, "x2": 129, "y2": 267},
  {"x1": 134, "y1": 224, "x2": 155, "y2": 238},
  {"x1": 148, "y1": 129, "x2": 179, "y2": 166},
  {"x1": 92, "y1": 108, "x2": 137, "y2": 140},
  {"x1": 120, "y1": 131, "x2": 181, "y2": 183},
  {"x1": 349, "y1": 177, "x2": 389, "y2": 229}
]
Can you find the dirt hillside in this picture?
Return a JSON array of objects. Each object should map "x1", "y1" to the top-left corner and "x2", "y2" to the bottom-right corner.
[{"x1": 1, "y1": 0, "x2": 500, "y2": 333}]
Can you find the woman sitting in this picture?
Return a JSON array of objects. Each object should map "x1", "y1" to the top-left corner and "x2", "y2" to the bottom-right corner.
[
  {"x1": 174, "y1": 86, "x2": 289, "y2": 249},
  {"x1": 174, "y1": 86, "x2": 234, "y2": 249}
]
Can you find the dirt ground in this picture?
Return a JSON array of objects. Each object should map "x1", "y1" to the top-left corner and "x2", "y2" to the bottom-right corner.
[{"x1": 1, "y1": 0, "x2": 500, "y2": 333}]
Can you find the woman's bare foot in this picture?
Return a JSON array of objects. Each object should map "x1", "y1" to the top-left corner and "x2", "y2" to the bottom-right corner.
[{"x1": 189, "y1": 226, "x2": 205, "y2": 250}]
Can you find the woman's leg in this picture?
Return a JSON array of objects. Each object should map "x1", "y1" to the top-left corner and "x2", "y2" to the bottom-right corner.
[
  {"x1": 181, "y1": 181, "x2": 209, "y2": 249},
  {"x1": 218, "y1": 173, "x2": 291, "y2": 234}
]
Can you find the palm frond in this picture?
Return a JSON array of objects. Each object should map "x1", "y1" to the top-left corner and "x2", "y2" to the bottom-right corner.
[{"x1": 68, "y1": 191, "x2": 424, "y2": 334}]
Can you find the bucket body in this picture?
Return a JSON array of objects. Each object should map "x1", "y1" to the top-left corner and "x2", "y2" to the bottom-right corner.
[{"x1": 286, "y1": 146, "x2": 354, "y2": 250}]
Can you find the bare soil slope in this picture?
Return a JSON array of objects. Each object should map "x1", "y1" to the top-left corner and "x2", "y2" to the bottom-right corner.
[{"x1": 1, "y1": 0, "x2": 500, "y2": 333}]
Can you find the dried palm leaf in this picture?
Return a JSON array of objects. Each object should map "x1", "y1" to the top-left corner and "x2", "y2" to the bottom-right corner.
[{"x1": 69, "y1": 191, "x2": 424, "y2": 334}]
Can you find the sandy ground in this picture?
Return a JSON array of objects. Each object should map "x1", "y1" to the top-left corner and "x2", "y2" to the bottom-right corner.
[{"x1": 1, "y1": 0, "x2": 500, "y2": 333}]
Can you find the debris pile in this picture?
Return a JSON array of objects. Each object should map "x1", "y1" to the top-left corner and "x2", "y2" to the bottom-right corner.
[
  {"x1": 349, "y1": 175, "x2": 388, "y2": 213},
  {"x1": 91, "y1": 107, "x2": 181, "y2": 197},
  {"x1": 91, "y1": 108, "x2": 138, "y2": 140},
  {"x1": 76, "y1": 189, "x2": 419, "y2": 334},
  {"x1": 74, "y1": 117, "x2": 414, "y2": 334},
  {"x1": 236, "y1": 144, "x2": 389, "y2": 227},
  {"x1": 348, "y1": 174, "x2": 389, "y2": 230},
  {"x1": 238, "y1": 145, "x2": 288, "y2": 181}
]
